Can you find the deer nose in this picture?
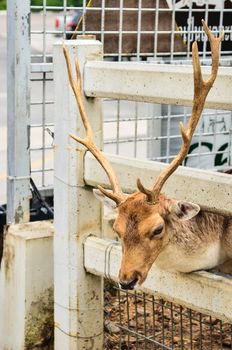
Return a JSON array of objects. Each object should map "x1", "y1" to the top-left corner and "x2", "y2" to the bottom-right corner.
[{"x1": 119, "y1": 278, "x2": 138, "y2": 290}]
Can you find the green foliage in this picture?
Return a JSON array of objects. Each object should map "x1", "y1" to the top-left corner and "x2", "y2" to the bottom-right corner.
[
  {"x1": 31, "y1": 0, "x2": 82, "y2": 6},
  {"x1": 0, "y1": 0, "x2": 6, "y2": 10}
]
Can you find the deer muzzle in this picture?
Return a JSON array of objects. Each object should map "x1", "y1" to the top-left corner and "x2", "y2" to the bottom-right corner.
[{"x1": 119, "y1": 278, "x2": 138, "y2": 290}]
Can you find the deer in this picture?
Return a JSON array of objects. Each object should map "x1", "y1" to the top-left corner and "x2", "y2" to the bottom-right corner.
[{"x1": 63, "y1": 20, "x2": 232, "y2": 291}]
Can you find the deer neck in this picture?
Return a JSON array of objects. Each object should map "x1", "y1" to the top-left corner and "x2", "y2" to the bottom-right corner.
[{"x1": 155, "y1": 210, "x2": 229, "y2": 272}]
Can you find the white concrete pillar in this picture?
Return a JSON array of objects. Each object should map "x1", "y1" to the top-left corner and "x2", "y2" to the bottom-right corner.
[
  {"x1": 0, "y1": 221, "x2": 54, "y2": 349},
  {"x1": 53, "y1": 39, "x2": 104, "y2": 350}
]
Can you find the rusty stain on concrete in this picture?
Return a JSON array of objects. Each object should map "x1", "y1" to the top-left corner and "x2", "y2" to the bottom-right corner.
[
  {"x1": 25, "y1": 287, "x2": 54, "y2": 350},
  {"x1": 3, "y1": 231, "x2": 15, "y2": 282}
]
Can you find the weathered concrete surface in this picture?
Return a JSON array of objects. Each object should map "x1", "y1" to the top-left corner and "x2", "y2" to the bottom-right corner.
[
  {"x1": 84, "y1": 236, "x2": 232, "y2": 323},
  {"x1": 0, "y1": 221, "x2": 54, "y2": 350},
  {"x1": 85, "y1": 61, "x2": 232, "y2": 110},
  {"x1": 53, "y1": 39, "x2": 104, "y2": 350},
  {"x1": 84, "y1": 152, "x2": 232, "y2": 212}
]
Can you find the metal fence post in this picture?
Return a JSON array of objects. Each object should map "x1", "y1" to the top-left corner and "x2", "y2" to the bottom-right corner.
[
  {"x1": 7, "y1": 0, "x2": 31, "y2": 223},
  {"x1": 53, "y1": 39, "x2": 104, "y2": 349}
]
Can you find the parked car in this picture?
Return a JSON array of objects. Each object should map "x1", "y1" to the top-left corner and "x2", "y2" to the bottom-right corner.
[{"x1": 54, "y1": 10, "x2": 82, "y2": 39}]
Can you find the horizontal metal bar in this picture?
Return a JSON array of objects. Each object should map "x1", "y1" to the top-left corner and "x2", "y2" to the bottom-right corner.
[
  {"x1": 30, "y1": 101, "x2": 54, "y2": 106},
  {"x1": 84, "y1": 236, "x2": 232, "y2": 322},
  {"x1": 104, "y1": 130, "x2": 231, "y2": 144},
  {"x1": 30, "y1": 146, "x2": 53, "y2": 151},
  {"x1": 30, "y1": 123, "x2": 54, "y2": 128},
  {"x1": 84, "y1": 152, "x2": 232, "y2": 212},
  {"x1": 84, "y1": 61, "x2": 232, "y2": 110},
  {"x1": 30, "y1": 63, "x2": 53, "y2": 73},
  {"x1": 32, "y1": 29, "x2": 224, "y2": 35},
  {"x1": 30, "y1": 6, "x2": 232, "y2": 12},
  {"x1": 31, "y1": 168, "x2": 53, "y2": 173}
]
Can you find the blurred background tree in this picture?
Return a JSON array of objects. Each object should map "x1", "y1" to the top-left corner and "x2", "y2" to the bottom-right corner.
[
  {"x1": 0, "y1": 0, "x2": 6, "y2": 10},
  {"x1": 31, "y1": 0, "x2": 82, "y2": 6}
]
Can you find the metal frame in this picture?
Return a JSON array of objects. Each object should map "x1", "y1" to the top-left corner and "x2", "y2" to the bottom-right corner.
[
  {"x1": 7, "y1": 0, "x2": 31, "y2": 223},
  {"x1": 27, "y1": 1, "x2": 232, "y2": 193}
]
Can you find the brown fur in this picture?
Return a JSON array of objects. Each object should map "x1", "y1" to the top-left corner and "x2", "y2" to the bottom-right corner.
[{"x1": 113, "y1": 192, "x2": 232, "y2": 285}]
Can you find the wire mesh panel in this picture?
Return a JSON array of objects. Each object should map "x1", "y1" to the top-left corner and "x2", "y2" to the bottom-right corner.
[
  {"x1": 29, "y1": 0, "x2": 232, "y2": 188},
  {"x1": 104, "y1": 285, "x2": 232, "y2": 350}
]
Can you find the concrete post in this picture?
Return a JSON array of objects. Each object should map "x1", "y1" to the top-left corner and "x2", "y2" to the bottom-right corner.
[
  {"x1": 53, "y1": 39, "x2": 104, "y2": 349},
  {"x1": 7, "y1": 0, "x2": 31, "y2": 223},
  {"x1": 0, "y1": 222, "x2": 54, "y2": 349}
]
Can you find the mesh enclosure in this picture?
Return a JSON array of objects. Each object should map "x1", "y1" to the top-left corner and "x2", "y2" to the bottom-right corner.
[
  {"x1": 29, "y1": 0, "x2": 232, "y2": 187},
  {"x1": 104, "y1": 285, "x2": 232, "y2": 350}
]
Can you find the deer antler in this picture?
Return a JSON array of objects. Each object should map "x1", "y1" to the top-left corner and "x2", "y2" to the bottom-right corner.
[
  {"x1": 63, "y1": 45, "x2": 126, "y2": 205},
  {"x1": 138, "y1": 20, "x2": 224, "y2": 204}
]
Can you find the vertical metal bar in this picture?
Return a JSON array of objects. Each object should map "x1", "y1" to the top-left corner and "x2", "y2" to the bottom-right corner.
[
  {"x1": 118, "y1": 0, "x2": 123, "y2": 62},
  {"x1": 118, "y1": 288, "x2": 123, "y2": 349},
  {"x1": 219, "y1": 320, "x2": 223, "y2": 350},
  {"x1": 7, "y1": 0, "x2": 31, "y2": 223},
  {"x1": 135, "y1": 291, "x2": 139, "y2": 349},
  {"x1": 189, "y1": 309, "x2": 193, "y2": 350},
  {"x1": 161, "y1": 299, "x2": 165, "y2": 346},
  {"x1": 182, "y1": 107, "x2": 188, "y2": 165},
  {"x1": 134, "y1": 1, "x2": 142, "y2": 159},
  {"x1": 126, "y1": 291, "x2": 130, "y2": 347},
  {"x1": 212, "y1": 110, "x2": 217, "y2": 168},
  {"x1": 116, "y1": 101, "x2": 120, "y2": 154},
  {"x1": 100, "y1": 0, "x2": 105, "y2": 49},
  {"x1": 218, "y1": 2, "x2": 224, "y2": 62},
  {"x1": 63, "y1": 0, "x2": 67, "y2": 39},
  {"x1": 209, "y1": 316, "x2": 213, "y2": 350},
  {"x1": 228, "y1": 112, "x2": 232, "y2": 166},
  {"x1": 230, "y1": 324, "x2": 232, "y2": 350},
  {"x1": 134, "y1": 102, "x2": 138, "y2": 158},
  {"x1": 186, "y1": 0, "x2": 193, "y2": 60},
  {"x1": 42, "y1": 72, "x2": 46, "y2": 187},
  {"x1": 203, "y1": 1, "x2": 209, "y2": 61},
  {"x1": 42, "y1": 0, "x2": 46, "y2": 62},
  {"x1": 170, "y1": 0, "x2": 176, "y2": 62},
  {"x1": 153, "y1": 0, "x2": 159, "y2": 61},
  {"x1": 170, "y1": 302, "x2": 174, "y2": 348},
  {"x1": 180, "y1": 305, "x2": 183, "y2": 350},
  {"x1": 166, "y1": 105, "x2": 171, "y2": 163},
  {"x1": 143, "y1": 293, "x2": 147, "y2": 349},
  {"x1": 152, "y1": 296, "x2": 156, "y2": 349},
  {"x1": 197, "y1": 111, "x2": 203, "y2": 167},
  {"x1": 137, "y1": 0, "x2": 142, "y2": 61},
  {"x1": 199, "y1": 313, "x2": 203, "y2": 350},
  {"x1": 82, "y1": 0, "x2": 87, "y2": 34}
]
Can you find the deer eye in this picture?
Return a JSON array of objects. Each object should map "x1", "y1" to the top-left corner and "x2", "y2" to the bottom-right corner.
[{"x1": 150, "y1": 224, "x2": 164, "y2": 239}]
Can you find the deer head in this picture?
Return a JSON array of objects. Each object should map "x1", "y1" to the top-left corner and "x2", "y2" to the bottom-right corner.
[{"x1": 63, "y1": 20, "x2": 224, "y2": 290}]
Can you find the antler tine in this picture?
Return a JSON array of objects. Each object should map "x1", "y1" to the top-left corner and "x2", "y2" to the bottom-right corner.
[
  {"x1": 63, "y1": 44, "x2": 126, "y2": 205},
  {"x1": 138, "y1": 20, "x2": 224, "y2": 203}
]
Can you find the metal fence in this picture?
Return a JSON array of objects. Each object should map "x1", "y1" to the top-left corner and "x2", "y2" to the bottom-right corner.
[
  {"x1": 28, "y1": 0, "x2": 232, "y2": 192},
  {"x1": 105, "y1": 286, "x2": 232, "y2": 350}
]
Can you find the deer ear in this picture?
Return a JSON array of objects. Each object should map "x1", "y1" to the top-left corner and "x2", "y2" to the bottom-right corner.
[
  {"x1": 174, "y1": 201, "x2": 200, "y2": 221},
  {"x1": 93, "y1": 189, "x2": 117, "y2": 211}
]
